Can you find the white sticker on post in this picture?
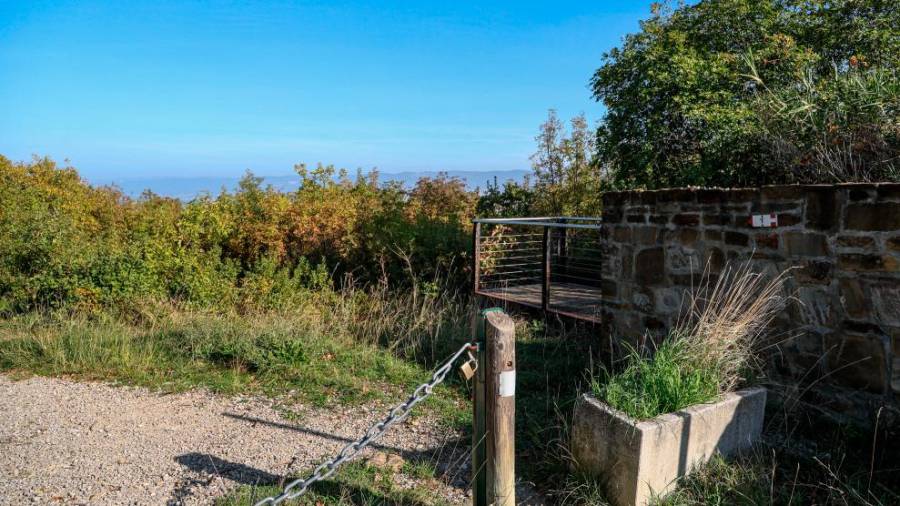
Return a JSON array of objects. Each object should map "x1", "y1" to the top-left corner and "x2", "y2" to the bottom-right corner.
[{"x1": 498, "y1": 370, "x2": 516, "y2": 397}]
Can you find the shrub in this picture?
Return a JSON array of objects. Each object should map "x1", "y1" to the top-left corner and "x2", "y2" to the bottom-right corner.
[
  {"x1": 751, "y1": 64, "x2": 900, "y2": 183},
  {"x1": 593, "y1": 263, "x2": 789, "y2": 419},
  {"x1": 592, "y1": 0, "x2": 899, "y2": 188},
  {"x1": 593, "y1": 336, "x2": 721, "y2": 420},
  {"x1": 0, "y1": 156, "x2": 474, "y2": 314}
]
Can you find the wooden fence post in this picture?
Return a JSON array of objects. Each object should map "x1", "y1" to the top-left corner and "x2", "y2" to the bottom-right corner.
[{"x1": 475, "y1": 308, "x2": 516, "y2": 506}]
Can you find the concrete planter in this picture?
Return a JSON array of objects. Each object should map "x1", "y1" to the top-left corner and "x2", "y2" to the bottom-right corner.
[{"x1": 570, "y1": 387, "x2": 766, "y2": 506}]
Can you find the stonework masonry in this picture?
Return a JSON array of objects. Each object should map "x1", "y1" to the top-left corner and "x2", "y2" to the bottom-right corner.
[{"x1": 599, "y1": 183, "x2": 900, "y2": 425}]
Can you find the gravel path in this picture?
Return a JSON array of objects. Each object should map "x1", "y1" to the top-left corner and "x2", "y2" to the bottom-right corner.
[{"x1": 0, "y1": 375, "x2": 474, "y2": 505}]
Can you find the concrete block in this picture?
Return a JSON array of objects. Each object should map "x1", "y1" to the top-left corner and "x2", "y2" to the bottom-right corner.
[{"x1": 571, "y1": 388, "x2": 766, "y2": 506}]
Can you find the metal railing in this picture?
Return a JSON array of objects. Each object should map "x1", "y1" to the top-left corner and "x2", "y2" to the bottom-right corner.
[{"x1": 472, "y1": 217, "x2": 604, "y2": 323}]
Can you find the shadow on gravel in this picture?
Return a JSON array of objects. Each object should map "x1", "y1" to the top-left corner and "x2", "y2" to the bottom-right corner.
[
  {"x1": 222, "y1": 412, "x2": 448, "y2": 462},
  {"x1": 175, "y1": 452, "x2": 280, "y2": 485},
  {"x1": 171, "y1": 452, "x2": 279, "y2": 504},
  {"x1": 171, "y1": 452, "x2": 437, "y2": 506}
]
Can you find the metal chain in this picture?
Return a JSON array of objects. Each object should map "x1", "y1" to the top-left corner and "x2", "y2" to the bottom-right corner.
[{"x1": 253, "y1": 341, "x2": 474, "y2": 506}]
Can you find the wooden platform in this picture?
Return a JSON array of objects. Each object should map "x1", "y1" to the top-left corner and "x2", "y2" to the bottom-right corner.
[{"x1": 477, "y1": 282, "x2": 602, "y2": 323}]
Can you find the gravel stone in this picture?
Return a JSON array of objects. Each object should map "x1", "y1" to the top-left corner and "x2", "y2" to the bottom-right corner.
[{"x1": 0, "y1": 375, "x2": 473, "y2": 505}]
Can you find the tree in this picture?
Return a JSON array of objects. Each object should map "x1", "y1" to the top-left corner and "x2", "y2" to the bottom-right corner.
[
  {"x1": 592, "y1": 0, "x2": 900, "y2": 189},
  {"x1": 476, "y1": 176, "x2": 534, "y2": 218},
  {"x1": 530, "y1": 110, "x2": 602, "y2": 215}
]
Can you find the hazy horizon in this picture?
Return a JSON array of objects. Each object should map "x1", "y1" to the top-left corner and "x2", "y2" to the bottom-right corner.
[{"x1": 88, "y1": 167, "x2": 531, "y2": 200}]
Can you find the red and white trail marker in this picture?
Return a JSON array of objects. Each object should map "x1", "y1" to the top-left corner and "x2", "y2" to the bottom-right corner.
[{"x1": 750, "y1": 213, "x2": 778, "y2": 228}]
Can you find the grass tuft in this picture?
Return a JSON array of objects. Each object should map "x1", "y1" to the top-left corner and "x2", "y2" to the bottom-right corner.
[
  {"x1": 592, "y1": 336, "x2": 720, "y2": 420},
  {"x1": 0, "y1": 277, "x2": 473, "y2": 425},
  {"x1": 592, "y1": 261, "x2": 790, "y2": 420}
]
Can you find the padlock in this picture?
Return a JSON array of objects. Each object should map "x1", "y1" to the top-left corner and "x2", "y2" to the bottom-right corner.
[{"x1": 459, "y1": 358, "x2": 477, "y2": 381}]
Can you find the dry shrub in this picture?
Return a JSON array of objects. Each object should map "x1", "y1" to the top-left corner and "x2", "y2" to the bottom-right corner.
[{"x1": 676, "y1": 261, "x2": 792, "y2": 393}]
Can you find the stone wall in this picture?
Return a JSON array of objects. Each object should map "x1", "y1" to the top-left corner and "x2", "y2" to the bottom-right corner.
[{"x1": 598, "y1": 183, "x2": 900, "y2": 425}]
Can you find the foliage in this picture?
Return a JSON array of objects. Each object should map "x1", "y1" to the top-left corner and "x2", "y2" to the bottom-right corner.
[
  {"x1": 751, "y1": 64, "x2": 900, "y2": 183},
  {"x1": 476, "y1": 176, "x2": 535, "y2": 218},
  {"x1": 474, "y1": 109, "x2": 604, "y2": 219},
  {"x1": 0, "y1": 273, "x2": 472, "y2": 419},
  {"x1": 0, "y1": 156, "x2": 474, "y2": 314},
  {"x1": 592, "y1": 336, "x2": 720, "y2": 420},
  {"x1": 656, "y1": 442, "x2": 899, "y2": 506},
  {"x1": 593, "y1": 263, "x2": 789, "y2": 420},
  {"x1": 592, "y1": 0, "x2": 900, "y2": 188},
  {"x1": 530, "y1": 110, "x2": 603, "y2": 215}
]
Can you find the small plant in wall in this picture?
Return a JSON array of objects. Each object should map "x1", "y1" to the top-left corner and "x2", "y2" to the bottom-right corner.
[{"x1": 572, "y1": 262, "x2": 791, "y2": 506}]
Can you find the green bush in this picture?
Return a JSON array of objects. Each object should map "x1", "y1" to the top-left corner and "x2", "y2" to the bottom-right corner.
[
  {"x1": 592, "y1": 337, "x2": 721, "y2": 420},
  {"x1": 0, "y1": 156, "x2": 474, "y2": 314},
  {"x1": 592, "y1": 0, "x2": 900, "y2": 188},
  {"x1": 752, "y1": 65, "x2": 900, "y2": 183}
]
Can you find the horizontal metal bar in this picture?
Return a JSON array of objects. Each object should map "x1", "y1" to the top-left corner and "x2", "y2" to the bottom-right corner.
[
  {"x1": 480, "y1": 275, "x2": 541, "y2": 283},
  {"x1": 486, "y1": 265, "x2": 542, "y2": 272},
  {"x1": 479, "y1": 283, "x2": 541, "y2": 290},
  {"x1": 479, "y1": 238, "x2": 544, "y2": 245},
  {"x1": 481, "y1": 268, "x2": 542, "y2": 276},
  {"x1": 482, "y1": 240, "x2": 544, "y2": 246},
  {"x1": 481, "y1": 250, "x2": 542, "y2": 256},
  {"x1": 474, "y1": 216, "x2": 561, "y2": 223},
  {"x1": 484, "y1": 260, "x2": 542, "y2": 269},
  {"x1": 474, "y1": 216, "x2": 604, "y2": 223},
  {"x1": 482, "y1": 267, "x2": 542, "y2": 276},
  {"x1": 481, "y1": 272, "x2": 542, "y2": 280},
  {"x1": 474, "y1": 218, "x2": 603, "y2": 230},
  {"x1": 481, "y1": 249, "x2": 541, "y2": 260},
  {"x1": 480, "y1": 233, "x2": 543, "y2": 238},
  {"x1": 486, "y1": 260, "x2": 543, "y2": 267},
  {"x1": 474, "y1": 290, "x2": 602, "y2": 324}
]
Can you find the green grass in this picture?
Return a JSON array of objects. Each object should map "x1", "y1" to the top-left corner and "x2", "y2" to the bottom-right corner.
[
  {"x1": 4, "y1": 296, "x2": 896, "y2": 506},
  {"x1": 654, "y1": 453, "x2": 775, "y2": 506},
  {"x1": 591, "y1": 337, "x2": 721, "y2": 420},
  {"x1": 0, "y1": 307, "x2": 469, "y2": 426},
  {"x1": 556, "y1": 432, "x2": 900, "y2": 506},
  {"x1": 218, "y1": 461, "x2": 454, "y2": 506},
  {"x1": 656, "y1": 446, "x2": 900, "y2": 506},
  {"x1": 509, "y1": 318, "x2": 599, "y2": 500}
]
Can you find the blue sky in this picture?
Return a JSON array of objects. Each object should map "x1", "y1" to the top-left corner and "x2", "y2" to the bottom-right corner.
[{"x1": 0, "y1": 1, "x2": 653, "y2": 181}]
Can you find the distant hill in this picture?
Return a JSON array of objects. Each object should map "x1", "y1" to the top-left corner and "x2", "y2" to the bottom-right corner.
[{"x1": 95, "y1": 169, "x2": 530, "y2": 201}]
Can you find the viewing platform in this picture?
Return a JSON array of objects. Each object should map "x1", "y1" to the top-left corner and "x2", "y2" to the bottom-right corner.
[{"x1": 472, "y1": 217, "x2": 604, "y2": 323}]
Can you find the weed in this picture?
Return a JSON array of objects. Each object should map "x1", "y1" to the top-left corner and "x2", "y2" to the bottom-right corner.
[
  {"x1": 590, "y1": 262, "x2": 790, "y2": 420},
  {"x1": 592, "y1": 337, "x2": 720, "y2": 420},
  {"x1": 0, "y1": 277, "x2": 472, "y2": 424}
]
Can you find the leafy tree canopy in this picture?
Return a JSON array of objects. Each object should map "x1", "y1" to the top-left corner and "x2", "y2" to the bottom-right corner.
[{"x1": 592, "y1": 0, "x2": 899, "y2": 189}]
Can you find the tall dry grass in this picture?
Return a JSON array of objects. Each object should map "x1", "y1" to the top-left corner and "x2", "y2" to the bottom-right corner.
[
  {"x1": 0, "y1": 267, "x2": 474, "y2": 415},
  {"x1": 676, "y1": 260, "x2": 792, "y2": 393},
  {"x1": 593, "y1": 261, "x2": 792, "y2": 420}
]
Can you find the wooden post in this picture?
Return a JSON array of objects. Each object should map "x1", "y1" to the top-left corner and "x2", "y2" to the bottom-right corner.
[{"x1": 483, "y1": 309, "x2": 516, "y2": 506}]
